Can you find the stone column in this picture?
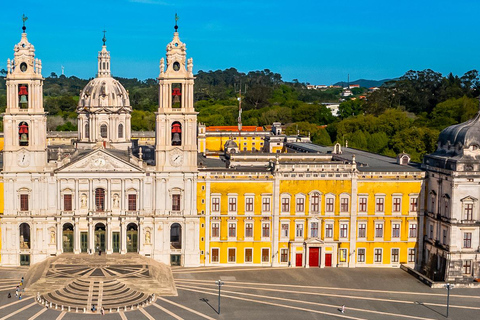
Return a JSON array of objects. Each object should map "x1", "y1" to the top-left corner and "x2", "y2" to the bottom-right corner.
[
  {"x1": 74, "y1": 217, "x2": 80, "y2": 254},
  {"x1": 106, "y1": 218, "x2": 112, "y2": 254},
  {"x1": 138, "y1": 219, "x2": 144, "y2": 255},
  {"x1": 56, "y1": 219, "x2": 62, "y2": 254},
  {"x1": 88, "y1": 218, "x2": 94, "y2": 254},
  {"x1": 120, "y1": 218, "x2": 127, "y2": 254}
]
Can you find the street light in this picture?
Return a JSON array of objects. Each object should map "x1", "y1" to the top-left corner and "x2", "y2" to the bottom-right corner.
[
  {"x1": 444, "y1": 283, "x2": 454, "y2": 318},
  {"x1": 215, "y1": 280, "x2": 224, "y2": 314}
]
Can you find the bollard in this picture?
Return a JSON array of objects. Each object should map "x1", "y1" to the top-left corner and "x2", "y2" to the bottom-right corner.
[
  {"x1": 68, "y1": 306, "x2": 71, "y2": 312},
  {"x1": 61, "y1": 305, "x2": 64, "y2": 311},
  {"x1": 76, "y1": 307, "x2": 78, "y2": 313},
  {"x1": 110, "y1": 308, "x2": 112, "y2": 313},
  {"x1": 84, "y1": 307, "x2": 86, "y2": 313}
]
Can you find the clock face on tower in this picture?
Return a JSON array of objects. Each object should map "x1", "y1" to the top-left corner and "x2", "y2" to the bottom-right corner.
[
  {"x1": 170, "y1": 152, "x2": 184, "y2": 167},
  {"x1": 17, "y1": 151, "x2": 30, "y2": 167}
]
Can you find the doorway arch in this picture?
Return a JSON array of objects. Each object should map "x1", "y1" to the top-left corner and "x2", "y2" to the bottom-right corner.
[
  {"x1": 63, "y1": 223, "x2": 74, "y2": 252},
  {"x1": 126, "y1": 223, "x2": 138, "y2": 253},
  {"x1": 95, "y1": 223, "x2": 106, "y2": 252},
  {"x1": 170, "y1": 223, "x2": 182, "y2": 249}
]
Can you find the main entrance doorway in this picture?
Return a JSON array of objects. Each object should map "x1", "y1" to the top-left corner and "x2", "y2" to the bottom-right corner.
[
  {"x1": 63, "y1": 223, "x2": 74, "y2": 253},
  {"x1": 127, "y1": 223, "x2": 138, "y2": 253},
  {"x1": 95, "y1": 223, "x2": 106, "y2": 252},
  {"x1": 309, "y1": 247, "x2": 320, "y2": 267},
  {"x1": 80, "y1": 232, "x2": 88, "y2": 253},
  {"x1": 113, "y1": 232, "x2": 120, "y2": 253}
]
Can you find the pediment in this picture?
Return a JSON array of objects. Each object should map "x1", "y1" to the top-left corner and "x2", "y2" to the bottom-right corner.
[
  {"x1": 461, "y1": 195, "x2": 478, "y2": 202},
  {"x1": 56, "y1": 149, "x2": 143, "y2": 173},
  {"x1": 305, "y1": 238, "x2": 324, "y2": 245}
]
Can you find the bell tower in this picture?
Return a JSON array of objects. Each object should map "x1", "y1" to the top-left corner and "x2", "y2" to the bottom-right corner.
[
  {"x1": 3, "y1": 17, "x2": 47, "y2": 172},
  {"x1": 155, "y1": 19, "x2": 197, "y2": 171}
]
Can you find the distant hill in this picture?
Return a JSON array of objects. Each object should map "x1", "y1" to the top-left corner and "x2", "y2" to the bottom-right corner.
[{"x1": 333, "y1": 78, "x2": 395, "y2": 88}]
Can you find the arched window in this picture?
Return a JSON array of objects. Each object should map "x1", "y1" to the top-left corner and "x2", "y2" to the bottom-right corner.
[
  {"x1": 95, "y1": 188, "x2": 105, "y2": 211},
  {"x1": 118, "y1": 123, "x2": 124, "y2": 139},
  {"x1": 19, "y1": 223, "x2": 30, "y2": 249},
  {"x1": 171, "y1": 122, "x2": 182, "y2": 146},
  {"x1": 100, "y1": 124, "x2": 108, "y2": 138},
  {"x1": 85, "y1": 123, "x2": 89, "y2": 139},
  {"x1": 170, "y1": 223, "x2": 182, "y2": 249},
  {"x1": 19, "y1": 122, "x2": 29, "y2": 146}
]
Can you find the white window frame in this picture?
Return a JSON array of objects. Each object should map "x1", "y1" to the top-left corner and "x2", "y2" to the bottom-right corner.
[
  {"x1": 374, "y1": 248, "x2": 383, "y2": 263},
  {"x1": 262, "y1": 195, "x2": 271, "y2": 213},
  {"x1": 391, "y1": 248, "x2": 400, "y2": 263},
  {"x1": 375, "y1": 222, "x2": 384, "y2": 239},
  {"x1": 244, "y1": 222, "x2": 254, "y2": 240},
  {"x1": 211, "y1": 247, "x2": 220, "y2": 263},
  {"x1": 211, "y1": 195, "x2": 221, "y2": 214},
  {"x1": 325, "y1": 222, "x2": 334, "y2": 239},
  {"x1": 261, "y1": 222, "x2": 270, "y2": 240},
  {"x1": 358, "y1": 196, "x2": 368, "y2": 214},
  {"x1": 408, "y1": 248, "x2": 415, "y2": 263},
  {"x1": 228, "y1": 222, "x2": 237, "y2": 240},
  {"x1": 295, "y1": 194, "x2": 306, "y2": 214},
  {"x1": 339, "y1": 222, "x2": 348, "y2": 239},
  {"x1": 211, "y1": 222, "x2": 220, "y2": 240},
  {"x1": 228, "y1": 195, "x2": 238, "y2": 214},
  {"x1": 245, "y1": 195, "x2": 254, "y2": 215},
  {"x1": 280, "y1": 248, "x2": 289, "y2": 263},
  {"x1": 310, "y1": 191, "x2": 321, "y2": 214},
  {"x1": 358, "y1": 222, "x2": 367, "y2": 239},
  {"x1": 281, "y1": 194, "x2": 291, "y2": 215},
  {"x1": 261, "y1": 248, "x2": 270, "y2": 263},
  {"x1": 375, "y1": 194, "x2": 385, "y2": 214},
  {"x1": 325, "y1": 194, "x2": 335, "y2": 214},
  {"x1": 339, "y1": 194, "x2": 350, "y2": 214},
  {"x1": 227, "y1": 247, "x2": 236, "y2": 263},
  {"x1": 244, "y1": 248, "x2": 253, "y2": 263},
  {"x1": 392, "y1": 196, "x2": 402, "y2": 214},
  {"x1": 409, "y1": 194, "x2": 418, "y2": 214},
  {"x1": 339, "y1": 248, "x2": 348, "y2": 263},
  {"x1": 280, "y1": 222, "x2": 289, "y2": 239},
  {"x1": 408, "y1": 222, "x2": 418, "y2": 239},
  {"x1": 391, "y1": 222, "x2": 401, "y2": 239},
  {"x1": 310, "y1": 221, "x2": 319, "y2": 238},
  {"x1": 295, "y1": 222, "x2": 304, "y2": 239},
  {"x1": 357, "y1": 248, "x2": 366, "y2": 263}
]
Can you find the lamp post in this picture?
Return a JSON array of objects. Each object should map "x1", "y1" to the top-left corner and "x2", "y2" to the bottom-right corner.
[
  {"x1": 444, "y1": 283, "x2": 454, "y2": 318},
  {"x1": 215, "y1": 280, "x2": 224, "y2": 314}
]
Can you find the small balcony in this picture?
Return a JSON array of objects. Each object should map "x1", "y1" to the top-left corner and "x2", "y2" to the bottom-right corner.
[
  {"x1": 17, "y1": 211, "x2": 31, "y2": 216},
  {"x1": 61, "y1": 211, "x2": 74, "y2": 216}
]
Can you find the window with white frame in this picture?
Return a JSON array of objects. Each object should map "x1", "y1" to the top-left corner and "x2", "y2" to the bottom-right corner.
[
  {"x1": 296, "y1": 196, "x2": 305, "y2": 213},
  {"x1": 211, "y1": 197, "x2": 220, "y2": 213},
  {"x1": 228, "y1": 197, "x2": 237, "y2": 213},
  {"x1": 463, "y1": 232, "x2": 472, "y2": 248},
  {"x1": 358, "y1": 222, "x2": 366, "y2": 238},
  {"x1": 280, "y1": 248, "x2": 288, "y2": 263},
  {"x1": 63, "y1": 194, "x2": 73, "y2": 211},
  {"x1": 340, "y1": 223, "x2": 348, "y2": 238},
  {"x1": 325, "y1": 223, "x2": 333, "y2": 238},
  {"x1": 339, "y1": 248, "x2": 347, "y2": 262},
  {"x1": 228, "y1": 223, "x2": 237, "y2": 238},
  {"x1": 357, "y1": 248, "x2": 366, "y2": 263},
  {"x1": 409, "y1": 223, "x2": 417, "y2": 238},
  {"x1": 375, "y1": 223, "x2": 384, "y2": 238},
  {"x1": 340, "y1": 197, "x2": 349, "y2": 213},
  {"x1": 374, "y1": 248, "x2": 382, "y2": 263},
  {"x1": 228, "y1": 248, "x2": 236, "y2": 262},
  {"x1": 463, "y1": 260, "x2": 472, "y2": 275},
  {"x1": 408, "y1": 248, "x2": 415, "y2": 262},
  {"x1": 392, "y1": 197, "x2": 401, "y2": 213},
  {"x1": 375, "y1": 196, "x2": 385, "y2": 213},
  {"x1": 325, "y1": 196, "x2": 335, "y2": 213},
  {"x1": 310, "y1": 222, "x2": 319, "y2": 238},
  {"x1": 262, "y1": 223, "x2": 270, "y2": 238},
  {"x1": 392, "y1": 223, "x2": 401, "y2": 238},
  {"x1": 262, "y1": 196, "x2": 271, "y2": 213},
  {"x1": 295, "y1": 223, "x2": 304, "y2": 238},
  {"x1": 281, "y1": 196, "x2": 290, "y2": 214},
  {"x1": 245, "y1": 196, "x2": 254, "y2": 213},
  {"x1": 211, "y1": 248, "x2": 219, "y2": 263},
  {"x1": 211, "y1": 222, "x2": 220, "y2": 238},
  {"x1": 410, "y1": 196, "x2": 418, "y2": 212},
  {"x1": 245, "y1": 248, "x2": 253, "y2": 263},
  {"x1": 391, "y1": 248, "x2": 399, "y2": 263},
  {"x1": 310, "y1": 192, "x2": 321, "y2": 213},
  {"x1": 464, "y1": 202, "x2": 474, "y2": 221},
  {"x1": 281, "y1": 222, "x2": 289, "y2": 238},
  {"x1": 245, "y1": 222, "x2": 253, "y2": 239},
  {"x1": 358, "y1": 196, "x2": 367, "y2": 213},
  {"x1": 262, "y1": 248, "x2": 270, "y2": 263}
]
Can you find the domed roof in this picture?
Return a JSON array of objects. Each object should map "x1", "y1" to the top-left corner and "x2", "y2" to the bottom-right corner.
[{"x1": 437, "y1": 112, "x2": 480, "y2": 154}]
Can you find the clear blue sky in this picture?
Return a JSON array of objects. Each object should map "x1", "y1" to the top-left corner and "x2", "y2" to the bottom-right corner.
[{"x1": 1, "y1": 0, "x2": 480, "y2": 85}]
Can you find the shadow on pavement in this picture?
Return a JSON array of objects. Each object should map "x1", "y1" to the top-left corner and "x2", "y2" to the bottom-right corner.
[
  {"x1": 415, "y1": 301, "x2": 445, "y2": 318},
  {"x1": 200, "y1": 298, "x2": 219, "y2": 314}
]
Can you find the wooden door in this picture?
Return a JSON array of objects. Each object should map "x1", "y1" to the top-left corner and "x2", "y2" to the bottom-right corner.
[
  {"x1": 309, "y1": 248, "x2": 320, "y2": 267},
  {"x1": 295, "y1": 253, "x2": 303, "y2": 267},
  {"x1": 325, "y1": 253, "x2": 332, "y2": 267}
]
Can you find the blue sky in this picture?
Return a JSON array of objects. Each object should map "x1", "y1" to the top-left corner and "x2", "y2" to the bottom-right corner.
[{"x1": 1, "y1": 0, "x2": 480, "y2": 85}]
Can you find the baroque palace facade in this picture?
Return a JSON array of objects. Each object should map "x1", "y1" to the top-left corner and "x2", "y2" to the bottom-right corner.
[{"x1": 1, "y1": 22, "x2": 480, "y2": 282}]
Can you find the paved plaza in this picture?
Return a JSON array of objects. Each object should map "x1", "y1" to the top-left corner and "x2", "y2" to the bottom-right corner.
[{"x1": 0, "y1": 259, "x2": 479, "y2": 319}]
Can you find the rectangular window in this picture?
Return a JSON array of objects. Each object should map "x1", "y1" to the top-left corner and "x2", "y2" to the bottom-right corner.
[
  {"x1": 280, "y1": 249, "x2": 288, "y2": 263},
  {"x1": 465, "y1": 203, "x2": 473, "y2": 221},
  {"x1": 340, "y1": 198, "x2": 349, "y2": 212},
  {"x1": 245, "y1": 197, "x2": 254, "y2": 212},
  {"x1": 325, "y1": 224, "x2": 333, "y2": 238},
  {"x1": 359, "y1": 197, "x2": 367, "y2": 212},
  {"x1": 311, "y1": 193, "x2": 320, "y2": 213},
  {"x1": 392, "y1": 223, "x2": 400, "y2": 238},
  {"x1": 463, "y1": 232, "x2": 472, "y2": 248},
  {"x1": 229, "y1": 198, "x2": 237, "y2": 212},
  {"x1": 463, "y1": 260, "x2": 472, "y2": 275},
  {"x1": 211, "y1": 248, "x2": 219, "y2": 263},
  {"x1": 358, "y1": 223, "x2": 366, "y2": 238},
  {"x1": 429, "y1": 224, "x2": 434, "y2": 239},
  {"x1": 281, "y1": 223, "x2": 289, "y2": 238},
  {"x1": 443, "y1": 229, "x2": 447, "y2": 244},
  {"x1": 410, "y1": 197, "x2": 418, "y2": 212},
  {"x1": 212, "y1": 197, "x2": 220, "y2": 212},
  {"x1": 64, "y1": 194, "x2": 72, "y2": 211},
  {"x1": 408, "y1": 248, "x2": 415, "y2": 262},
  {"x1": 311, "y1": 222, "x2": 318, "y2": 238},
  {"x1": 281, "y1": 198, "x2": 290, "y2": 213},
  {"x1": 245, "y1": 223, "x2": 253, "y2": 238},
  {"x1": 228, "y1": 248, "x2": 236, "y2": 262},
  {"x1": 357, "y1": 248, "x2": 366, "y2": 263},
  {"x1": 296, "y1": 197, "x2": 305, "y2": 213},
  {"x1": 340, "y1": 223, "x2": 348, "y2": 238},
  {"x1": 262, "y1": 223, "x2": 270, "y2": 238},
  {"x1": 296, "y1": 223, "x2": 304, "y2": 238},
  {"x1": 128, "y1": 194, "x2": 137, "y2": 211},
  {"x1": 245, "y1": 248, "x2": 253, "y2": 263},
  {"x1": 326, "y1": 198, "x2": 334, "y2": 213},
  {"x1": 228, "y1": 223, "x2": 236, "y2": 238},
  {"x1": 20, "y1": 194, "x2": 28, "y2": 211},
  {"x1": 172, "y1": 194, "x2": 180, "y2": 211},
  {"x1": 262, "y1": 197, "x2": 271, "y2": 212},
  {"x1": 339, "y1": 248, "x2": 347, "y2": 262},
  {"x1": 374, "y1": 248, "x2": 382, "y2": 263},
  {"x1": 211, "y1": 222, "x2": 220, "y2": 238},
  {"x1": 376, "y1": 198, "x2": 384, "y2": 212},
  {"x1": 262, "y1": 248, "x2": 270, "y2": 263},
  {"x1": 393, "y1": 198, "x2": 401, "y2": 212},
  {"x1": 409, "y1": 223, "x2": 417, "y2": 238},
  {"x1": 375, "y1": 223, "x2": 384, "y2": 238},
  {"x1": 391, "y1": 248, "x2": 399, "y2": 263}
]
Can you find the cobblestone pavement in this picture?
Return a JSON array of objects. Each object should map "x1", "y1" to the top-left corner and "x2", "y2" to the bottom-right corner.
[{"x1": 0, "y1": 265, "x2": 479, "y2": 319}]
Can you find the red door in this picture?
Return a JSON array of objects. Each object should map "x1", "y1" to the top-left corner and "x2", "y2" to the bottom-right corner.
[
  {"x1": 325, "y1": 253, "x2": 332, "y2": 267},
  {"x1": 309, "y1": 248, "x2": 319, "y2": 267},
  {"x1": 296, "y1": 253, "x2": 303, "y2": 267}
]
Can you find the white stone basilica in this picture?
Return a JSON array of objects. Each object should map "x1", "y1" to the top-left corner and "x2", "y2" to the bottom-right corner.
[{"x1": 1, "y1": 24, "x2": 200, "y2": 267}]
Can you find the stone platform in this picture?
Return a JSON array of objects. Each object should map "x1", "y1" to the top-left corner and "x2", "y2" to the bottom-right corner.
[{"x1": 23, "y1": 253, "x2": 177, "y2": 313}]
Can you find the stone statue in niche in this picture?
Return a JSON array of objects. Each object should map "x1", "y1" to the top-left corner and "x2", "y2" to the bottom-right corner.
[
  {"x1": 145, "y1": 230, "x2": 151, "y2": 245},
  {"x1": 113, "y1": 194, "x2": 120, "y2": 208},
  {"x1": 80, "y1": 194, "x2": 87, "y2": 209},
  {"x1": 50, "y1": 230, "x2": 56, "y2": 244}
]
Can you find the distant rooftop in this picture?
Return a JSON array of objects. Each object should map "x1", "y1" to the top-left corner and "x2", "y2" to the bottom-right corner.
[{"x1": 206, "y1": 126, "x2": 264, "y2": 132}]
